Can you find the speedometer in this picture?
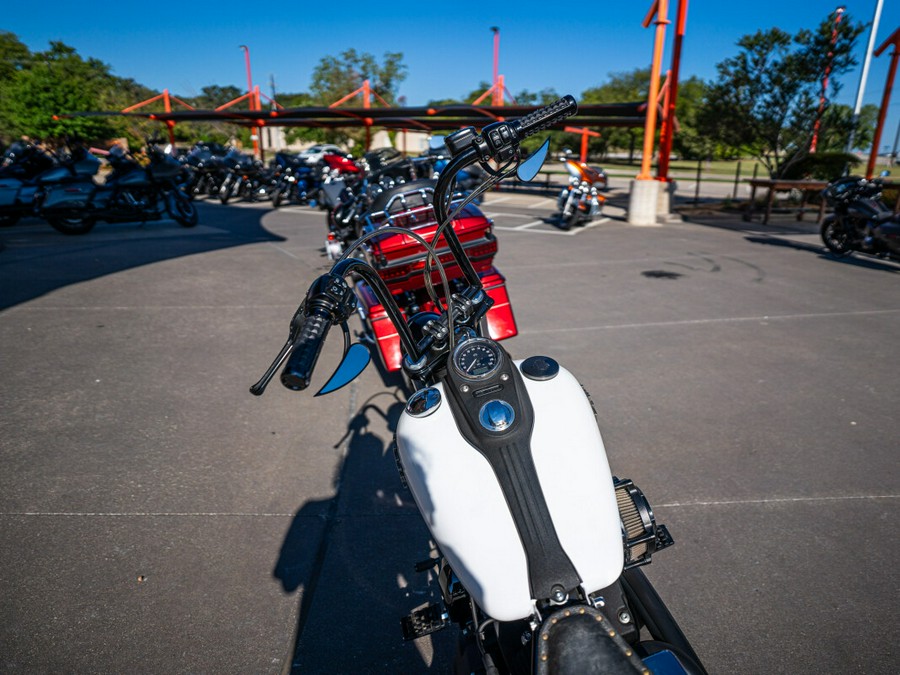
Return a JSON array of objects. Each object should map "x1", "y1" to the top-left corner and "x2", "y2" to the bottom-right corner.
[{"x1": 452, "y1": 338, "x2": 502, "y2": 380}]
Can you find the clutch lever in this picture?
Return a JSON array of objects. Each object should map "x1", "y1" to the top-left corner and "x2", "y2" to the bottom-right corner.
[{"x1": 249, "y1": 301, "x2": 307, "y2": 396}]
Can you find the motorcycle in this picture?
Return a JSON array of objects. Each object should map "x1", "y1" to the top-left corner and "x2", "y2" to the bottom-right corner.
[
  {"x1": 323, "y1": 147, "x2": 436, "y2": 258},
  {"x1": 556, "y1": 150, "x2": 607, "y2": 230},
  {"x1": 217, "y1": 149, "x2": 275, "y2": 204},
  {"x1": 184, "y1": 141, "x2": 231, "y2": 199},
  {"x1": 0, "y1": 141, "x2": 100, "y2": 227},
  {"x1": 424, "y1": 134, "x2": 486, "y2": 199},
  {"x1": 250, "y1": 96, "x2": 706, "y2": 675},
  {"x1": 820, "y1": 174, "x2": 900, "y2": 261},
  {"x1": 270, "y1": 152, "x2": 319, "y2": 208},
  {"x1": 345, "y1": 175, "x2": 517, "y2": 373},
  {"x1": 41, "y1": 141, "x2": 198, "y2": 235}
]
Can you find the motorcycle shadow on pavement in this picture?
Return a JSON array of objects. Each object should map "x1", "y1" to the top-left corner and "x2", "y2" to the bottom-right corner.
[
  {"x1": 0, "y1": 204, "x2": 286, "y2": 310},
  {"x1": 743, "y1": 234, "x2": 900, "y2": 273},
  {"x1": 273, "y1": 389, "x2": 455, "y2": 673}
]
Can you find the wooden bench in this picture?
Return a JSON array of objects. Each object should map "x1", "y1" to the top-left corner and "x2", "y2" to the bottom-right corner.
[{"x1": 743, "y1": 179, "x2": 829, "y2": 224}]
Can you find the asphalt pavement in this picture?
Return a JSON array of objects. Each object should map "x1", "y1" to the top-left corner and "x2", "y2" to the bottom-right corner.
[{"x1": 1, "y1": 189, "x2": 898, "y2": 674}]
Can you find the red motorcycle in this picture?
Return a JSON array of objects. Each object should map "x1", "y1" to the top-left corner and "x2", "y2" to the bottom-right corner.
[{"x1": 342, "y1": 177, "x2": 517, "y2": 373}]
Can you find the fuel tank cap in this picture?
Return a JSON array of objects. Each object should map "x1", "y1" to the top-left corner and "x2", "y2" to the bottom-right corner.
[
  {"x1": 406, "y1": 387, "x2": 441, "y2": 418},
  {"x1": 520, "y1": 356, "x2": 559, "y2": 381},
  {"x1": 479, "y1": 399, "x2": 515, "y2": 432}
]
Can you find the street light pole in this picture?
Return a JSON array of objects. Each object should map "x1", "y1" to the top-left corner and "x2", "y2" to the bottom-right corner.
[
  {"x1": 847, "y1": 0, "x2": 884, "y2": 152},
  {"x1": 491, "y1": 27, "x2": 501, "y2": 106}
]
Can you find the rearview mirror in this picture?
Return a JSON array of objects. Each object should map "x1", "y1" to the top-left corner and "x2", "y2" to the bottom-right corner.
[
  {"x1": 517, "y1": 139, "x2": 550, "y2": 182},
  {"x1": 316, "y1": 342, "x2": 371, "y2": 396}
]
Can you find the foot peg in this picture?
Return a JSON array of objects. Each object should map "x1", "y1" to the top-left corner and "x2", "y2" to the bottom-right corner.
[{"x1": 400, "y1": 603, "x2": 450, "y2": 640}]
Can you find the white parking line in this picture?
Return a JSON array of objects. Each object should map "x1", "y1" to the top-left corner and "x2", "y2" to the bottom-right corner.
[
  {"x1": 494, "y1": 216, "x2": 612, "y2": 236},
  {"x1": 527, "y1": 197, "x2": 557, "y2": 209},
  {"x1": 483, "y1": 211, "x2": 537, "y2": 218}
]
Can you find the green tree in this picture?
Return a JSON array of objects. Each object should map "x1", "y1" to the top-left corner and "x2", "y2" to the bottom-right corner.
[
  {"x1": 698, "y1": 10, "x2": 865, "y2": 177},
  {"x1": 581, "y1": 69, "x2": 651, "y2": 162},
  {"x1": 666, "y1": 76, "x2": 711, "y2": 161},
  {"x1": 0, "y1": 41, "x2": 116, "y2": 143},
  {"x1": 189, "y1": 85, "x2": 245, "y2": 110},
  {"x1": 307, "y1": 49, "x2": 406, "y2": 148},
  {"x1": 0, "y1": 31, "x2": 31, "y2": 82}
]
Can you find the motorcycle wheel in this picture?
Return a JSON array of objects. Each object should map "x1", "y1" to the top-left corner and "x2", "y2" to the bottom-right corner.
[
  {"x1": 47, "y1": 213, "x2": 96, "y2": 236},
  {"x1": 558, "y1": 209, "x2": 579, "y2": 231},
  {"x1": 219, "y1": 177, "x2": 234, "y2": 205},
  {"x1": 820, "y1": 216, "x2": 853, "y2": 256},
  {"x1": 271, "y1": 185, "x2": 288, "y2": 208},
  {"x1": 166, "y1": 190, "x2": 199, "y2": 227},
  {"x1": 0, "y1": 214, "x2": 21, "y2": 227}
]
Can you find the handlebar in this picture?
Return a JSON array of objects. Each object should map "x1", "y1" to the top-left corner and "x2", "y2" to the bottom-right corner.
[
  {"x1": 514, "y1": 95, "x2": 578, "y2": 139},
  {"x1": 280, "y1": 308, "x2": 333, "y2": 391},
  {"x1": 253, "y1": 96, "x2": 579, "y2": 394}
]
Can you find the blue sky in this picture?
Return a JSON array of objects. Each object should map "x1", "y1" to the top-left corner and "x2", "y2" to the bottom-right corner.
[{"x1": 5, "y1": 0, "x2": 900, "y2": 152}]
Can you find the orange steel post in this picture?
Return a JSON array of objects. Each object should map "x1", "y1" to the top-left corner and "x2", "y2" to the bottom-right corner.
[
  {"x1": 656, "y1": 72, "x2": 672, "y2": 168},
  {"x1": 638, "y1": 0, "x2": 670, "y2": 180},
  {"x1": 565, "y1": 126, "x2": 601, "y2": 163},
  {"x1": 866, "y1": 27, "x2": 900, "y2": 178},
  {"x1": 657, "y1": 0, "x2": 687, "y2": 181},
  {"x1": 255, "y1": 85, "x2": 266, "y2": 162},
  {"x1": 811, "y1": 7, "x2": 845, "y2": 153},
  {"x1": 363, "y1": 79, "x2": 372, "y2": 150},
  {"x1": 163, "y1": 89, "x2": 176, "y2": 147},
  {"x1": 240, "y1": 45, "x2": 259, "y2": 158}
]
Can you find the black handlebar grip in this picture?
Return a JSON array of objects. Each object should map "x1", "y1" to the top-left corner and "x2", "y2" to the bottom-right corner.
[
  {"x1": 280, "y1": 309, "x2": 332, "y2": 391},
  {"x1": 514, "y1": 95, "x2": 578, "y2": 139}
]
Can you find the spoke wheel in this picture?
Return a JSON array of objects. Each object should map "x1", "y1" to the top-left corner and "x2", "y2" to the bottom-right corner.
[{"x1": 820, "y1": 217, "x2": 853, "y2": 256}]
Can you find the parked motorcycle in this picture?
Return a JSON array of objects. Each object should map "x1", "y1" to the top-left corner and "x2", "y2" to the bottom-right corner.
[
  {"x1": 250, "y1": 96, "x2": 706, "y2": 675},
  {"x1": 217, "y1": 149, "x2": 275, "y2": 204},
  {"x1": 322, "y1": 148, "x2": 430, "y2": 259},
  {"x1": 820, "y1": 174, "x2": 900, "y2": 261},
  {"x1": 318, "y1": 151, "x2": 401, "y2": 213},
  {"x1": 270, "y1": 152, "x2": 319, "y2": 208},
  {"x1": 184, "y1": 141, "x2": 230, "y2": 199},
  {"x1": 0, "y1": 141, "x2": 100, "y2": 227},
  {"x1": 41, "y1": 141, "x2": 198, "y2": 235},
  {"x1": 556, "y1": 150, "x2": 607, "y2": 230},
  {"x1": 424, "y1": 135, "x2": 486, "y2": 198}
]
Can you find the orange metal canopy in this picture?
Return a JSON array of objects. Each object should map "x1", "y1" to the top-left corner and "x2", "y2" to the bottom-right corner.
[{"x1": 60, "y1": 102, "x2": 647, "y2": 133}]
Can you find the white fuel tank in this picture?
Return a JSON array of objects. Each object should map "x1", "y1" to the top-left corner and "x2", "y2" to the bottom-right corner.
[{"x1": 395, "y1": 360, "x2": 623, "y2": 622}]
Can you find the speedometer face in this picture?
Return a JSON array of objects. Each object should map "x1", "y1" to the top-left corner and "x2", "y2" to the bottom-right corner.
[{"x1": 453, "y1": 339, "x2": 502, "y2": 380}]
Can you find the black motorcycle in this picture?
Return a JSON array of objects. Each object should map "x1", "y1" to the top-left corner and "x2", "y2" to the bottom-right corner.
[
  {"x1": 269, "y1": 152, "x2": 320, "y2": 208},
  {"x1": 820, "y1": 174, "x2": 900, "y2": 261},
  {"x1": 183, "y1": 141, "x2": 230, "y2": 199},
  {"x1": 41, "y1": 142, "x2": 198, "y2": 235},
  {"x1": 217, "y1": 149, "x2": 275, "y2": 204},
  {"x1": 0, "y1": 142, "x2": 100, "y2": 227}
]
